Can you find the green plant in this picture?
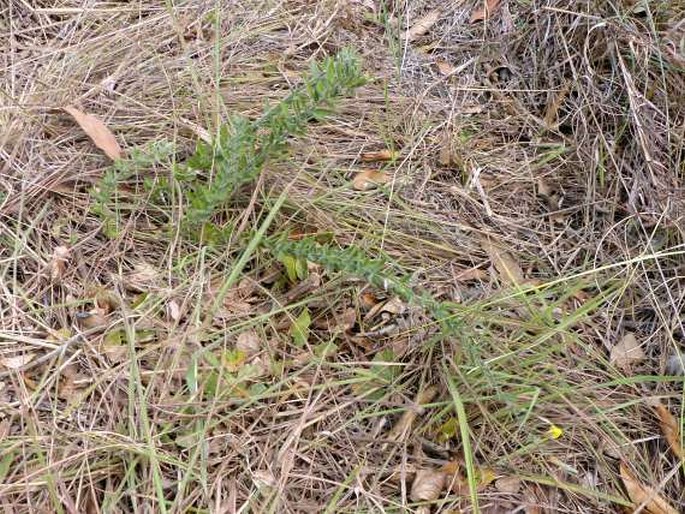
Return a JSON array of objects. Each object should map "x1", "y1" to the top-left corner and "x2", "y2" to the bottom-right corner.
[
  {"x1": 91, "y1": 140, "x2": 175, "y2": 237},
  {"x1": 92, "y1": 49, "x2": 366, "y2": 240},
  {"x1": 270, "y1": 236, "x2": 462, "y2": 332},
  {"x1": 182, "y1": 49, "x2": 366, "y2": 229}
]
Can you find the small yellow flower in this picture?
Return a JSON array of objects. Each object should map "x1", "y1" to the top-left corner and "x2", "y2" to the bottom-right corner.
[{"x1": 547, "y1": 424, "x2": 564, "y2": 439}]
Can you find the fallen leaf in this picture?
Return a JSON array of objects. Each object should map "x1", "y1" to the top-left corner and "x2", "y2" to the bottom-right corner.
[
  {"x1": 536, "y1": 178, "x2": 555, "y2": 197},
  {"x1": 249, "y1": 355, "x2": 270, "y2": 377},
  {"x1": 543, "y1": 83, "x2": 572, "y2": 129},
  {"x1": 410, "y1": 469, "x2": 446, "y2": 501},
  {"x1": 290, "y1": 308, "x2": 311, "y2": 347},
  {"x1": 236, "y1": 330, "x2": 261, "y2": 358},
  {"x1": 453, "y1": 267, "x2": 488, "y2": 282},
  {"x1": 653, "y1": 403, "x2": 684, "y2": 460},
  {"x1": 470, "y1": 0, "x2": 502, "y2": 23},
  {"x1": 253, "y1": 470, "x2": 277, "y2": 489},
  {"x1": 101, "y1": 330, "x2": 129, "y2": 362},
  {"x1": 94, "y1": 289, "x2": 119, "y2": 314},
  {"x1": 436, "y1": 59, "x2": 456, "y2": 76},
  {"x1": 610, "y1": 332, "x2": 645, "y2": 370},
  {"x1": 361, "y1": 149, "x2": 397, "y2": 162},
  {"x1": 381, "y1": 297, "x2": 407, "y2": 315},
  {"x1": 496, "y1": 476, "x2": 522, "y2": 494},
  {"x1": 481, "y1": 239, "x2": 525, "y2": 286},
  {"x1": 352, "y1": 169, "x2": 391, "y2": 191},
  {"x1": 122, "y1": 262, "x2": 159, "y2": 292},
  {"x1": 0, "y1": 353, "x2": 36, "y2": 370},
  {"x1": 57, "y1": 363, "x2": 85, "y2": 400},
  {"x1": 361, "y1": 292, "x2": 379, "y2": 309},
  {"x1": 441, "y1": 460, "x2": 496, "y2": 495},
  {"x1": 167, "y1": 300, "x2": 182, "y2": 321},
  {"x1": 63, "y1": 106, "x2": 122, "y2": 160},
  {"x1": 336, "y1": 307, "x2": 357, "y2": 332},
  {"x1": 405, "y1": 9, "x2": 442, "y2": 42},
  {"x1": 619, "y1": 462, "x2": 678, "y2": 514},
  {"x1": 387, "y1": 385, "x2": 438, "y2": 442},
  {"x1": 50, "y1": 245, "x2": 70, "y2": 282},
  {"x1": 76, "y1": 309, "x2": 108, "y2": 331}
]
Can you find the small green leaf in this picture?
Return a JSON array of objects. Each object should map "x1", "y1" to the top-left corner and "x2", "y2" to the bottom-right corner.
[
  {"x1": 203, "y1": 370, "x2": 220, "y2": 397},
  {"x1": 437, "y1": 417, "x2": 459, "y2": 443},
  {"x1": 290, "y1": 308, "x2": 311, "y2": 347},
  {"x1": 314, "y1": 341, "x2": 338, "y2": 358},
  {"x1": 104, "y1": 329, "x2": 125, "y2": 346},
  {"x1": 352, "y1": 349, "x2": 400, "y2": 400},
  {"x1": 0, "y1": 451, "x2": 16, "y2": 483},
  {"x1": 280, "y1": 254, "x2": 299, "y2": 283},
  {"x1": 371, "y1": 349, "x2": 399, "y2": 383},
  {"x1": 249, "y1": 382, "x2": 268, "y2": 397},
  {"x1": 175, "y1": 430, "x2": 200, "y2": 449},
  {"x1": 295, "y1": 256, "x2": 309, "y2": 281},
  {"x1": 186, "y1": 356, "x2": 198, "y2": 395},
  {"x1": 271, "y1": 359, "x2": 285, "y2": 377},
  {"x1": 222, "y1": 349, "x2": 247, "y2": 372}
]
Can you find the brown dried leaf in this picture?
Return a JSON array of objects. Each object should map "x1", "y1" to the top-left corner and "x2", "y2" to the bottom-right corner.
[
  {"x1": 122, "y1": 262, "x2": 159, "y2": 292},
  {"x1": 610, "y1": 332, "x2": 644, "y2": 370},
  {"x1": 438, "y1": 142, "x2": 454, "y2": 167},
  {"x1": 410, "y1": 469, "x2": 446, "y2": 502},
  {"x1": 405, "y1": 9, "x2": 442, "y2": 42},
  {"x1": 167, "y1": 300, "x2": 182, "y2": 321},
  {"x1": 361, "y1": 149, "x2": 397, "y2": 162},
  {"x1": 536, "y1": 178, "x2": 554, "y2": 197},
  {"x1": 481, "y1": 239, "x2": 525, "y2": 286},
  {"x1": 496, "y1": 476, "x2": 522, "y2": 494},
  {"x1": 63, "y1": 106, "x2": 122, "y2": 160},
  {"x1": 619, "y1": 462, "x2": 678, "y2": 514},
  {"x1": 94, "y1": 289, "x2": 119, "y2": 314},
  {"x1": 381, "y1": 297, "x2": 407, "y2": 315},
  {"x1": 352, "y1": 169, "x2": 391, "y2": 191},
  {"x1": 50, "y1": 245, "x2": 70, "y2": 282},
  {"x1": 543, "y1": 83, "x2": 572, "y2": 129},
  {"x1": 236, "y1": 330, "x2": 261, "y2": 358},
  {"x1": 387, "y1": 385, "x2": 438, "y2": 442},
  {"x1": 340, "y1": 307, "x2": 357, "y2": 329},
  {"x1": 453, "y1": 267, "x2": 488, "y2": 282},
  {"x1": 361, "y1": 292, "x2": 378, "y2": 309},
  {"x1": 654, "y1": 403, "x2": 684, "y2": 460},
  {"x1": 0, "y1": 353, "x2": 36, "y2": 370},
  {"x1": 76, "y1": 308, "x2": 108, "y2": 331},
  {"x1": 470, "y1": 0, "x2": 502, "y2": 23},
  {"x1": 436, "y1": 59, "x2": 456, "y2": 76},
  {"x1": 441, "y1": 461, "x2": 496, "y2": 495},
  {"x1": 57, "y1": 363, "x2": 86, "y2": 400}
]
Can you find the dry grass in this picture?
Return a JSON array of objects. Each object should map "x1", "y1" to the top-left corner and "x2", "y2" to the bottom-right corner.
[{"x1": 1, "y1": 0, "x2": 684, "y2": 512}]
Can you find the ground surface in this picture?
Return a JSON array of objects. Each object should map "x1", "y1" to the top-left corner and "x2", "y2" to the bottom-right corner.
[{"x1": 1, "y1": 1, "x2": 684, "y2": 513}]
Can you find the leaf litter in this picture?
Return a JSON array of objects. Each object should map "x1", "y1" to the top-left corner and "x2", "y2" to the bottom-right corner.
[
  {"x1": 470, "y1": 0, "x2": 502, "y2": 23},
  {"x1": 619, "y1": 462, "x2": 678, "y2": 514},
  {"x1": 405, "y1": 9, "x2": 442, "y2": 42},
  {"x1": 352, "y1": 169, "x2": 391, "y2": 190},
  {"x1": 5, "y1": 0, "x2": 685, "y2": 511},
  {"x1": 63, "y1": 106, "x2": 122, "y2": 160},
  {"x1": 610, "y1": 332, "x2": 645, "y2": 370},
  {"x1": 653, "y1": 402, "x2": 684, "y2": 461}
]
